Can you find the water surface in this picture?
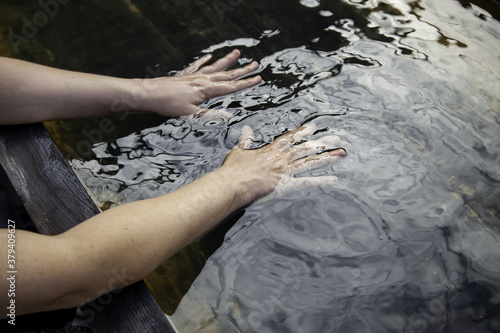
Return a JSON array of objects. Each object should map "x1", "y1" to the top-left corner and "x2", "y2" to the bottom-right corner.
[{"x1": 32, "y1": 0, "x2": 500, "y2": 332}]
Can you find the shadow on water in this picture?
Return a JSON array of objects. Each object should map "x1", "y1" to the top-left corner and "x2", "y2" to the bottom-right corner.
[{"x1": 2, "y1": 0, "x2": 500, "y2": 332}]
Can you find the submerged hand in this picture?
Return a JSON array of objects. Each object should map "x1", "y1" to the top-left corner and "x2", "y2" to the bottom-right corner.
[
  {"x1": 221, "y1": 123, "x2": 346, "y2": 206},
  {"x1": 137, "y1": 49, "x2": 261, "y2": 117}
]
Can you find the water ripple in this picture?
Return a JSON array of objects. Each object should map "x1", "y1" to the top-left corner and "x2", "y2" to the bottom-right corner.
[{"x1": 70, "y1": 0, "x2": 500, "y2": 331}]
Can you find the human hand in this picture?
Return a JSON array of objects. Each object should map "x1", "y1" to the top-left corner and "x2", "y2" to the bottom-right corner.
[
  {"x1": 136, "y1": 49, "x2": 261, "y2": 117},
  {"x1": 220, "y1": 123, "x2": 346, "y2": 207}
]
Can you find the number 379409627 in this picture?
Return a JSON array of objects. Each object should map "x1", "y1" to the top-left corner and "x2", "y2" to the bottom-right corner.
[{"x1": 7, "y1": 219, "x2": 16, "y2": 270}]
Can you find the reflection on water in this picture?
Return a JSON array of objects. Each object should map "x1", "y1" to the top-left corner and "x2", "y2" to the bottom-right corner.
[{"x1": 66, "y1": 0, "x2": 500, "y2": 332}]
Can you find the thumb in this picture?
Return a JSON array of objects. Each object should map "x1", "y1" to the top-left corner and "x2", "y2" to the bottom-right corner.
[{"x1": 237, "y1": 125, "x2": 254, "y2": 149}]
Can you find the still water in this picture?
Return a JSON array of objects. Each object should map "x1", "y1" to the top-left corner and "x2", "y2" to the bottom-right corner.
[{"x1": 43, "y1": 0, "x2": 500, "y2": 332}]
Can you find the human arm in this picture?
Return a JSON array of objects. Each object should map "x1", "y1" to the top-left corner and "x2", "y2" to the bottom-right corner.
[
  {"x1": 0, "y1": 123, "x2": 345, "y2": 316},
  {"x1": 0, "y1": 49, "x2": 261, "y2": 124}
]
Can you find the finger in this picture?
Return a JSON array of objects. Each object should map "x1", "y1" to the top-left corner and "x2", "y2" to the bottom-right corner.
[
  {"x1": 208, "y1": 61, "x2": 260, "y2": 81},
  {"x1": 202, "y1": 76, "x2": 262, "y2": 99},
  {"x1": 237, "y1": 125, "x2": 254, "y2": 149},
  {"x1": 181, "y1": 54, "x2": 213, "y2": 75},
  {"x1": 289, "y1": 148, "x2": 346, "y2": 175},
  {"x1": 274, "y1": 123, "x2": 318, "y2": 151},
  {"x1": 197, "y1": 49, "x2": 241, "y2": 74},
  {"x1": 286, "y1": 135, "x2": 341, "y2": 161}
]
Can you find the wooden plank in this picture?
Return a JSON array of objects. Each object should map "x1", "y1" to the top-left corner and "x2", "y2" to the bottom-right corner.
[
  {"x1": 0, "y1": 123, "x2": 175, "y2": 332},
  {"x1": 0, "y1": 124, "x2": 99, "y2": 235}
]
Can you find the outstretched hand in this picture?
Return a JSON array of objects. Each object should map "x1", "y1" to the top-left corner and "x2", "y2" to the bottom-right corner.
[
  {"x1": 138, "y1": 49, "x2": 261, "y2": 117},
  {"x1": 221, "y1": 123, "x2": 346, "y2": 206}
]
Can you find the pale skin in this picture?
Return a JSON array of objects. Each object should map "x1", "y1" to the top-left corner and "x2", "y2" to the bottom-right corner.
[
  {"x1": 0, "y1": 49, "x2": 261, "y2": 123},
  {"x1": 0, "y1": 50, "x2": 346, "y2": 316}
]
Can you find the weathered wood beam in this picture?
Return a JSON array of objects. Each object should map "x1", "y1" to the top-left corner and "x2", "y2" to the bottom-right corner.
[{"x1": 0, "y1": 123, "x2": 175, "y2": 332}]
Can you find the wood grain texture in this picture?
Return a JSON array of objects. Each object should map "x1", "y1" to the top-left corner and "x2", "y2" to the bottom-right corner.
[
  {"x1": 0, "y1": 123, "x2": 175, "y2": 332},
  {"x1": 0, "y1": 124, "x2": 99, "y2": 235}
]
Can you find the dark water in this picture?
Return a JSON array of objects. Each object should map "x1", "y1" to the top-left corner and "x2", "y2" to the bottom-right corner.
[{"x1": 34, "y1": 0, "x2": 500, "y2": 332}]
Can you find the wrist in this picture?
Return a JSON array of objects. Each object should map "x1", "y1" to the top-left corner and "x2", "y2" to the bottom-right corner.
[
  {"x1": 108, "y1": 78, "x2": 147, "y2": 114},
  {"x1": 209, "y1": 167, "x2": 253, "y2": 211}
]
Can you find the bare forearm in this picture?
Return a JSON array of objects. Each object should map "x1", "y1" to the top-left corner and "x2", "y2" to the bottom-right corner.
[
  {"x1": 0, "y1": 51, "x2": 262, "y2": 124},
  {"x1": 58, "y1": 168, "x2": 244, "y2": 301},
  {"x1": 0, "y1": 57, "x2": 137, "y2": 124},
  {"x1": 2, "y1": 168, "x2": 243, "y2": 315}
]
